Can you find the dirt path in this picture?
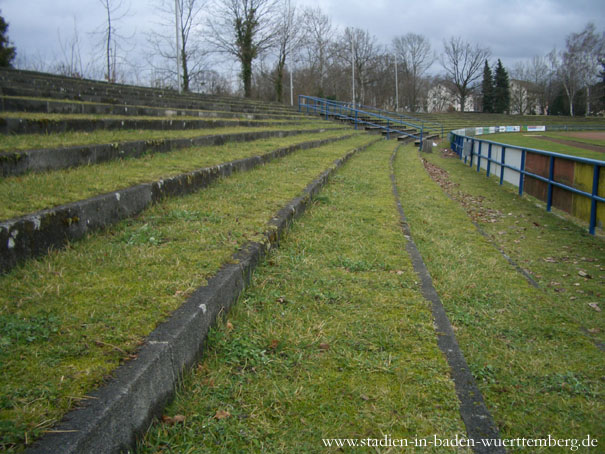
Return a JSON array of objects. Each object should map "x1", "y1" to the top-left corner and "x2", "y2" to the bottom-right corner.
[{"x1": 536, "y1": 135, "x2": 605, "y2": 153}]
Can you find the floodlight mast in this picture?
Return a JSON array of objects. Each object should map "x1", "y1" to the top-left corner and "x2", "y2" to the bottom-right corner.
[{"x1": 175, "y1": 0, "x2": 182, "y2": 93}]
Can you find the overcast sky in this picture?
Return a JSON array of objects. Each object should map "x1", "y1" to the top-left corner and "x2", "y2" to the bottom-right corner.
[{"x1": 1, "y1": 0, "x2": 604, "y2": 83}]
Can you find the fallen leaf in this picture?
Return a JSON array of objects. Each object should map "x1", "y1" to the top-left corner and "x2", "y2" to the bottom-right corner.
[
  {"x1": 319, "y1": 343, "x2": 330, "y2": 351},
  {"x1": 226, "y1": 321, "x2": 234, "y2": 331},
  {"x1": 543, "y1": 257, "x2": 557, "y2": 263},
  {"x1": 360, "y1": 394, "x2": 370, "y2": 401},
  {"x1": 268, "y1": 339, "x2": 279, "y2": 350},
  {"x1": 214, "y1": 410, "x2": 231, "y2": 420},
  {"x1": 588, "y1": 328, "x2": 600, "y2": 334},
  {"x1": 588, "y1": 303, "x2": 601, "y2": 312},
  {"x1": 578, "y1": 270, "x2": 592, "y2": 279},
  {"x1": 276, "y1": 297, "x2": 287, "y2": 304},
  {"x1": 162, "y1": 414, "x2": 186, "y2": 425}
]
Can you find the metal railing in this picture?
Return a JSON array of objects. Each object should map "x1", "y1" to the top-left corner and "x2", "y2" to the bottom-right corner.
[
  {"x1": 314, "y1": 98, "x2": 444, "y2": 138},
  {"x1": 450, "y1": 129, "x2": 605, "y2": 234},
  {"x1": 298, "y1": 95, "x2": 434, "y2": 147}
]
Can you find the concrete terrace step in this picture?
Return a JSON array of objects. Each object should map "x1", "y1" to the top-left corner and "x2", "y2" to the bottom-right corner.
[
  {"x1": 0, "y1": 126, "x2": 349, "y2": 177},
  {"x1": 0, "y1": 96, "x2": 305, "y2": 121},
  {"x1": 0, "y1": 70, "x2": 296, "y2": 115},
  {"x1": 0, "y1": 115, "x2": 306, "y2": 135},
  {"x1": 0, "y1": 134, "x2": 356, "y2": 273}
]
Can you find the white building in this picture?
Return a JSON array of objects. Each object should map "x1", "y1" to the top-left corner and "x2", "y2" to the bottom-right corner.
[{"x1": 427, "y1": 83, "x2": 475, "y2": 112}]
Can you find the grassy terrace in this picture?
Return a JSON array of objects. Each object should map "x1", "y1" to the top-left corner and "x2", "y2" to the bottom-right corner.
[
  {"x1": 395, "y1": 146, "x2": 604, "y2": 442},
  {"x1": 0, "y1": 120, "x2": 334, "y2": 151},
  {"x1": 136, "y1": 140, "x2": 467, "y2": 454},
  {"x1": 481, "y1": 132, "x2": 605, "y2": 161},
  {"x1": 0, "y1": 129, "x2": 355, "y2": 219},
  {"x1": 0, "y1": 111, "x2": 301, "y2": 123},
  {"x1": 0, "y1": 134, "x2": 376, "y2": 452}
]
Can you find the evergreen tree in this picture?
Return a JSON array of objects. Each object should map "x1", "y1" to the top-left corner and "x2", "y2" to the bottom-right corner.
[
  {"x1": 0, "y1": 13, "x2": 15, "y2": 67},
  {"x1": 493, "y1": 59, "x2": 510, "y2": 113},
  {"x1": 481, "y1": 60, "x2": 494, "y2": 112}
]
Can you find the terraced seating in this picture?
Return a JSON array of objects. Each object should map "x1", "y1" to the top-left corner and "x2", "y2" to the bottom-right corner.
[{"x1": 0, "y1": 70, "x2": 381, "y2": 452}]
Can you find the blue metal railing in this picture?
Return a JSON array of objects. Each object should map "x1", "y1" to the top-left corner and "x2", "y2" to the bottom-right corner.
[
  {"x1": 450, "y1": 130, "x2": 605, "y2": 235},
  {"x1": 298, "y1": 95, "x2": 436, "y2": 147},
  {"x1": 314, "y1": 98, "x2": 444, "y2": 138}
]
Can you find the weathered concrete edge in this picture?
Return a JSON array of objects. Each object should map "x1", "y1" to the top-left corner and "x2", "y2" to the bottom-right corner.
[
  {"x1": 24, "y1": 137, "x2": 380, "y2": 454},
  {"x1": 0, "y1": 117, "x2": 302, "y2": 135},
  {"x1": 0, "y1": 134, "x2": 355, "y2": 274},
  {"x1": 389, "y1": 145, "x2": 505, "y2": 454},
  {"x1": 0, "y1": 126, "x2": 347, "y2": 177}
]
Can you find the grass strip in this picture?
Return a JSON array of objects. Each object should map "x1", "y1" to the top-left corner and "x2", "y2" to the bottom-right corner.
[
  {"x1": 0, "y1": 134, "x2": 376, "y2": 452},
  {"x1": 421, "y1": 151, "x2": 605, "y2": 348},
  {"x1": 0, "y1": 121, "x2": 334, "y2": 152},
  {"x1": 1, "y1": 95, "x2": 300, "y2": 119},
  {"x1": 0, "y1": 112, "x2": 301, "y2": 123},
  {"x1": 0, "y1": 130, "x2": 357, "y2": 220},
  {"x1": 136, "y1": 139, "x2": 467, "y2": 453},
  {"x1": 394, "y1": 146, "x2": 604, "y2": 444}
]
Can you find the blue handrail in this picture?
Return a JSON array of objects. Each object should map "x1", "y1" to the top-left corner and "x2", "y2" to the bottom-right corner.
[
  {"x1": 298, "y1": 95, "x2": 437, "y2": 147},
  {"x1": 450, "y1": 130, "x2": 605, "y2": 235}
]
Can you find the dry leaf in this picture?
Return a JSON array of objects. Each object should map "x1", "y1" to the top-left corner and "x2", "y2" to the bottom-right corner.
[
  {"x1": 214, "y1": 410, "x2": 231, "y2": 420},
  {"x1": 226, "y1": 321, "x2": 234, "y2": 331},
  {"x1": 588, "y1": 303, "x2": 601, "y2": 312},
  {"x1": 319, "y1": 343, "x2": 330, "y2": 351},
  {"x1": 360, "y1": 394, "x2": 370, "y2": 401},
  {"x1": 268, "y1": 339, "x2": 279, "y2": 350},
  {"x1": 162, "y1": 414, "x2": 186, "y2": 425},
  {"x1": 588, "y1": 328, "x2": 600, "y2": 334},
  {"x1": 578, "y1": 270, "x2": 592, "y2": 279}
]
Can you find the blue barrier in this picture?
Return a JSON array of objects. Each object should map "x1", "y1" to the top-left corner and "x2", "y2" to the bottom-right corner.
[{"x1": 450, "y1": 129, "x2": 605, "y2": 235}]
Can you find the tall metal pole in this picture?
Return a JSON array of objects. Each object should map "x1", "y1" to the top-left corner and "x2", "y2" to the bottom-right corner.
[
  {"x1": 351, "y1": 40, "x2": 355, "y2": 106},
  {"x1": 289, "y1": 67, "x2": 294, "y2": 106},
  {"x1": 175, "y1": 0, "x2": 182, "y2": 93},
  {"x1": 394, "y1": 53, "x2": 399, "y2": 111}
]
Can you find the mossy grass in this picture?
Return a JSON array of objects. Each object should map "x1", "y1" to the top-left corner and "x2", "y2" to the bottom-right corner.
[
  {"x1": 394, "y1": 146, "x2": 604, "y2": 444},
  {"x1": 0, "y1": 111, "x2": 305, "y2": 123},
  {"x1": 0, "y1": 121, "x2": 337, "y2": 152},
  {"x1": 136, "y1": 139, "x2": 467, "y2": 454},
  {"x1": 485, "y1": 132, "x2": 605, "y2": 161},
  {"x1": 0, "y1": 95, "x2": 301, "y2": 118},
  {"x1": 0, "y1": 134, "x2": 377, "y2": 452},
  {"x1": 0, "y1": 130, "x2": 358, "y2": 220}
]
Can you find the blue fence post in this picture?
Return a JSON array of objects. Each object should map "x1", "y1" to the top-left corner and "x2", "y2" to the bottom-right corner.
[
  {"x1": 298, "y1": 95, "x2": 301, "y2": 113},
  {"x1": 387, "y1": 119, "x2": 390, "y2": 140},
  {"x1": 354, "y1": 109, "x2": 358, "y2": 130},
  {"x1": 487, "y1": 143, "x2": 492, "y2": 177},
  {"x1": 470, "y1": 139, "x2": 475, "y2": 167},
  {"x1": 477, "y1": 141, "x2": 482, "y2": 172},
  {"x1": 589, "y1": 165, "x2": 600, "y2": 235},
  {"x1": 419, "y1": 126, "x2": 424, "y2": 151},
  {"x1": 547, "y1": 156, "x2": 555, "y2": 212},
  {"x1": 519, "y1": 149, "x2": 526, "y2": 196},
  {"x1": 500, "y1": 146, "x2": 506, "y2": 185}
]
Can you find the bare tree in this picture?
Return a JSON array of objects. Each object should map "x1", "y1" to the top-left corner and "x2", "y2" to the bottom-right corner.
[
  {"x1": 440, "y1": 36, "x2": 490, "y2": 112},
  {"x1": 147, "y1": 0, "x2": 209, "y2": 91},
  {"x1": 559, "y1": 23, "x2": 605, "y2": 116},
  {"x1": 392, "y1": 33, "x2": 433, "y2": 112},
  {"x1": 208, "y1": 0, "x2": 277, "y2": 97},
  {"x1": 339, "y1": 27, "x2": 381, "y2": 105},
  {"x1": 97, "y1": 0, "x2": 131, "y2": 83},
  {"x1": 56, "y1": 17, "x2": 85, "y2": 78},
  {"x1": 300, "y1": 6, "x2": 334, "y2": 97},
  {"x1": 272, "y1": 0, "x2": 301, "y2": 102}
]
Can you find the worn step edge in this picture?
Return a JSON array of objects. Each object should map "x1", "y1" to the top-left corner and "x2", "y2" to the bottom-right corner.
[
  {"x1": 0, "y1": 134, "x2": 357, "y2": 274},
  {"x1": 24, "y1": 137, "x2": 381, "y2": 454},
  {"x1": 0, "y1": 126, "x2": 347, "y2": 177},
  {"x1": 0, "y1": 116, "x2": 306, "y2": 135},
  {"x1": 0, "y1": 96, "x2": 304, "y2": 121}
]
